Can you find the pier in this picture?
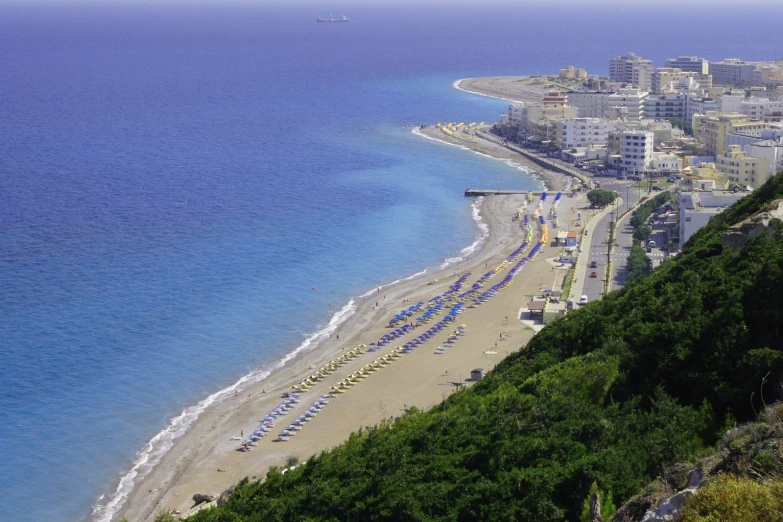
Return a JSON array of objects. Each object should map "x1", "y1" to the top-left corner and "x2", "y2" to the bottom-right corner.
[{"x1": 465, "y1": 189, "x2": 543, "y2": 197}]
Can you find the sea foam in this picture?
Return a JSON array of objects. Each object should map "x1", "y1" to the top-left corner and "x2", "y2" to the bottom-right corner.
[{"x1": 91, "y1": 299, "x2": 358, "y2": 522}]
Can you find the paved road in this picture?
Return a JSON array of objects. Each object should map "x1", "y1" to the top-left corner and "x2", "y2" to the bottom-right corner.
[{"x1": 581, "y1": 178, "x2": 645, "y2": 303}]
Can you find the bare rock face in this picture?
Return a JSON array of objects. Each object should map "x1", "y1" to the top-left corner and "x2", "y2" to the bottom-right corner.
[
  {"x1": 639, "y1": 470, "x2": 702, "y2": 522},
  {"x1": 217, "y1": 486, "x2": 235, "y2": 507},
  {"x1": 721, "y1": 199, "x2": 783, "y2": 251},
  {"x1": 192, "y1": 493, "x2": 216, "y2": 506},
  {"x1": 589, "y1": 492, "x2": 605, "y2": 522}
]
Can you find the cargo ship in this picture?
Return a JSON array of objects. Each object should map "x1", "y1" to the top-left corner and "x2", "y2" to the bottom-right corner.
[{"x1": 316, "y1": 14, "x2": 350, "y2": 23}]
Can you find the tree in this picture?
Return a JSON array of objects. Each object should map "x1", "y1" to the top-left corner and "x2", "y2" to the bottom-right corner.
[
  {"x1": 633, "y1": 224, "x2": 652, "y2": 243},
  {"x1": 669, "y1": 118, "x2": 693, "y2": 137},
  {"x1": 587, "y1": 189, "x2": 617, "y2": 208}
]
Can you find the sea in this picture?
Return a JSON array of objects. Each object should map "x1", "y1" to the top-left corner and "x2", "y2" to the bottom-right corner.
[{"x1": 1, "y1": 2, "x2": 782, "y2": 521}]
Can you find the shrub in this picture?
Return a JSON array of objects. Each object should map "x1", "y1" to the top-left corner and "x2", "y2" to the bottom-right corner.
[{"x1": 679, "y1": 475, "x2": 783, "y2": 522}]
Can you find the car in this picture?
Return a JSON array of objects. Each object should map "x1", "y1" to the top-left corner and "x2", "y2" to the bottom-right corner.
[
  {"x1": 652, "y1": 186, "x2": 663, "y2": 191},
  {"x1": 589, "y1": 271, "x2": 598, "y2": 278},
  {"x1": 589, "y1": 260, "x2": 598, "y2": 268},
  {"x1": 578, "y1": 295, "x2": 589, "y2": 305}
]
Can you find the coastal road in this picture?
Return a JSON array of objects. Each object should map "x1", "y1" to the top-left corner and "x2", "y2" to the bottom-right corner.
[{"x1": 581, "y1": 178, "x2": 643, "y2": 303}]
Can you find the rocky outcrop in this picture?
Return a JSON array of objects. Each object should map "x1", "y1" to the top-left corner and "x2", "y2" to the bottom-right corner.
[
  {"x1": 589, "y1": 492, "x2": 604, "y2": 522},
  {"x1": 217, "y1": 486, "x2": 235, "y2": 507},
  {"x1": 191, "y1": 493, "x2": 216, "y2": 506},
  {"x1": 612, "y1": 402, "x2": 783, "y2": 522},
  {"x1": 639, "y1": 469, "x2": 702, "y2": 522},
  {"x1": 721, "y1": 198, "x2": 783, "y2": 251}
]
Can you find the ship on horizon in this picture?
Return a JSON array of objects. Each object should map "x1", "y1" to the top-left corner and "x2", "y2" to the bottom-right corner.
[{"x1": 316, "y1": 14, "x2": 350, "y2": 23}]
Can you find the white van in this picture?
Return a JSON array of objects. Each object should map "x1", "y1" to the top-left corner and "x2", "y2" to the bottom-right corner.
[
  {"x1": 578, "y1": 295, "x2": 589, "y2": 305},
  {"x1": 648, "y1": 240, "x2": 656, "y2": 248}
]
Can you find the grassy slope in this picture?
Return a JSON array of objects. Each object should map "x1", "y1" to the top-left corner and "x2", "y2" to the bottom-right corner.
[{"x1": 171, "y1": 174, "x2": 783, "y2": 522}]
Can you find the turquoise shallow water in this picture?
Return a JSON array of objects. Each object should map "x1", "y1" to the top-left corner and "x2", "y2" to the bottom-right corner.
[{"x1": 1, "y1": 2, "x2": 782, "y2": 521}]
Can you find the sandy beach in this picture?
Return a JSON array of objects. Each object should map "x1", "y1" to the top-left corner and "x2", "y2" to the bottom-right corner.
[
  {"x1": 114, "y1": 122, "x2": 586, "y2": 522},
  {"x1": 415, "y1": 125, "x2": 562, "y2": 191},
  {"x1": 456, "y1": 76, "x2": 562, "y2": 103}
]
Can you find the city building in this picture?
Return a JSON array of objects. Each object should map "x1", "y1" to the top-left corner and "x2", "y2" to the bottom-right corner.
[
  {"x1": 715, "y1": 145, "x2": 772, "y2": 188},
  {"x1": 709, "y1": 58, "x2": 758, "y2": 86},
  {"x1": 685, "y1": 96, "x2": 720, "y2": 122},
  {"x1": 556, "y1": 117, "x2": 614, "y2": 149},
  {"x1": 607, "y1": 88, "x2": 648, "y2": 120},
  {"x1": 505, "y1": 101, "x2": 578, "y2": 142},
  {"x1": 644, "y1": 92, "x2": 688, "y2": 120},
  {"x1": 652, "y1": 152, "x2": 683, "y2": 173},
  {"x1": 665, "y1": 56, "x2": 710, "y2": 75},
  {"x1": 692, "y1": 113, "x2": 767, "y2": 156},
  {"x1": 619, "y1": 130, "x2": 654, "y2": 173},
  {"x1": 679, "y1": 191, "x2": 747, "y2": 247},
  {"x1": 746, "y1": 139, "x2": 783, "y2": 177},
  {"x1": 651, "y1": 68, "x2": 711, "y2": 94},
  {"x1": 681, "y1": 163, "x2": 730, "y2": 191},
  {"x1": 543, "y1": 91, "x2": 569, "y2": 107},
  {"x1": 609, "y1": 52, "x2": 653, "y2": 88},
  {"x1": 721, "y1": 95, "x2": 783, "y2": 122},
  {"x1": 566, "y1": 92, "x2": 608, "y2": 118},
  {"x1": 559, "y1": 65, "x2": 588, "y2": 80}
]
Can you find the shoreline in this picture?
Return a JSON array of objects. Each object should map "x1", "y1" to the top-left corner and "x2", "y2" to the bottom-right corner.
[
  {"x1": 95, "y1": 196, "x2": 490, "y2": 522},
  {"x1": 413, "y1": 125, "x2": 562, "y2": 192},
  {"x1": 107, "y1": 80, "x2": 579, "y2": 522},
  {"x1": 455, "y1": 76, "x2": 548, "y2": 104}
]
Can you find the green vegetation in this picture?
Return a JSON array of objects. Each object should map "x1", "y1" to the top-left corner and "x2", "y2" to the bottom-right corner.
[
  {"x1": 562, "y1": 266, "x2": 576, "y2": 297},
  {"x1": 169, "y1": 175, "x2": 783, "y2": 522},
  {"x1": 625, "y1": 243, "x2": 652, "y2": 283},
  {"x1": 680, "y1": 475, "x2": 783, "y2": 522},
  {"x1": 587, "y1": 189, "x2": 617, "y2": 208},
  {"x1": 624, "y1": 192, "x2": 672, "y2": 283},
  {"x1": 670, "y1": 118, "x2": 694, "y2": 136}
]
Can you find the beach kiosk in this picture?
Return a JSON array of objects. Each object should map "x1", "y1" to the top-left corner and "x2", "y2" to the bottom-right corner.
[
  {"x1": 470, "y1": 368, "x2": 485, "y2": 381},
  {"x1": 527, "y1": 299, "x2": 546, "y2": 320}
]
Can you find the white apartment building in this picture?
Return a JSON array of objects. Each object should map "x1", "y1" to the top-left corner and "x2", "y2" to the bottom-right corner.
[
  {"x1": 686, "y1": 96, "x2": 720, "y2": 122},
  {"x1": 665, "y1": 56, "x2": 709, "y2": 75},
  {"x1": 558, "y1": 118, "x2": 614, "y2": 149},
  {"x1": 565, "y1": 92, "x2": 608, "y2": 118},
  {"x1": 644, "y1": 93, "x2": 688, "y2": 120},
  {"x1": 679, "y1": 191, "x2": 746, "y2": 248},
  {"x1": 619, "y1": 130, "x2": 654, "y2": 173},
  {"x1": 651, "y1": 68, "x2": 711, "y2": 94},
  {"x1": 747, "y1": 139, "x2": 783, "y2": 178},
  {"x1": 632, "y1": 62, "x2": 654, "y2": 92},
  {"x1": 721, "y1": 95, "x2": 783, "y2": 122},
  {"x1": 709, "y1": 59, "x2": 758, "y2": 85},
  {"x1": 607, "y1": 88, "x2": 648, "y2": 120},
  {"x1": 652, "y1": 152, "x2": 683, "y2": 173},
  {"x1": 505, "y1": 102, "x2": 578, "y2": 140},
  {"x1": 609, "y1": 53, "x2": 654, "y2": 87}
]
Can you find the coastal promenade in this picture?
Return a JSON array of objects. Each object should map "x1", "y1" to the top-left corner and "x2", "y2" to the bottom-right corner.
[{"x1": 474, "y1": 130, "x2": 591, "y2": 189}]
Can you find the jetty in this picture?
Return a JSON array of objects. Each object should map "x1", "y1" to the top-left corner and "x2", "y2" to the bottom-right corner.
[{"x1": 465, "y1": 189, "x2": 541, "y2": 197}]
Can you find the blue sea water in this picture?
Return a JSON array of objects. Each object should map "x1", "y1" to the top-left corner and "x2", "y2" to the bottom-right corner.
[{"x1": 1, "y1": 2, "x2": 782, "y2": 521}]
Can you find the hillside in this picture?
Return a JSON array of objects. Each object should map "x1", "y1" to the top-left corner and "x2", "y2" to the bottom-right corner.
[{"x1": 162, "y1": 174, "x2": 783, "y2": 522}]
